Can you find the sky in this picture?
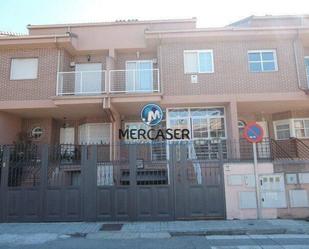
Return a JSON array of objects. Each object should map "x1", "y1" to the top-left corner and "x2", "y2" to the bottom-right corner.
[{"x1": 0, "y1": 0, "x2": 308, "y2": 34}]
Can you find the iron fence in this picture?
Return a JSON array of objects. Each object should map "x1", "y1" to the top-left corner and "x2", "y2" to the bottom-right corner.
[{"x1": 0, "y1": 138, "x2": 308, "y2": 188}]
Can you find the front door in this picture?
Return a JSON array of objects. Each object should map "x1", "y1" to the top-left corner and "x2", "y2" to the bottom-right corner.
[
  {"x1": 126, "y1": 61, "x2": 153, "y2": 92},
  {"x1": 75, "y1": 63, "x2": 102, "y2": 94}
]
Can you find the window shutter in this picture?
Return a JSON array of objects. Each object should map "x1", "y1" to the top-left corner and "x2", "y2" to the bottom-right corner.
[
  {"x1": 184, "y1": 52, "x2": 198, "y2": 73},
  {"x1": 10, "y1": 58, "x2": 38, "y2": 80}
]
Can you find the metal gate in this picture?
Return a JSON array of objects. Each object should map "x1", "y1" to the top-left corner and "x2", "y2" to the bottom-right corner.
[{"x1": 0, "y1": 143, "x2": 225, "y2": 222}]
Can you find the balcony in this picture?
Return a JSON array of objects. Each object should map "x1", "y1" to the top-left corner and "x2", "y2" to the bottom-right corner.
[
  {"x1": 57, "y1": 71, "x2": 106, "y2": 96},
  {"x1": 109, "y1": 69, "x2": 160, "y2": 94},
  {"x1": 56, "y1": 69, "x2": 160, "y2": 96}
]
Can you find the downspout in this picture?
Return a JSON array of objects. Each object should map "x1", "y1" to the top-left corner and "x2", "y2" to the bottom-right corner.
[
  {"x1": 158, "y1": 34, "x2": 163, "y2": 95},
  {"x1": 292, "y1": 30, "x2": 308, "y2": 93},
  {"x1": 55, "y1": 36, "x2": 61, "y2": 96}
]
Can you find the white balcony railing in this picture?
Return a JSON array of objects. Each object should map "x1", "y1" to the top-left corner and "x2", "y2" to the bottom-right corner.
[
  {"x1": 57, "y1": 70, "x2": 106, "y2": 96},
  {"x1": 109, "y1": 69, "x2": 160, "y2": 93}
]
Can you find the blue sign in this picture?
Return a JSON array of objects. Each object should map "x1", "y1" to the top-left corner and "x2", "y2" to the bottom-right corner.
[
  {"x1": 243, "y1": 123, "x2": 264, "y2": 143},
  {"x1": 141, "y1": 104, "x2": 163, "y2": 126}
]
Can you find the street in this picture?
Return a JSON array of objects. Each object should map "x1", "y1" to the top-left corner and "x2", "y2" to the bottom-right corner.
[{"x1": 1, "y1": 234, "x2": 309, "y2": 249}]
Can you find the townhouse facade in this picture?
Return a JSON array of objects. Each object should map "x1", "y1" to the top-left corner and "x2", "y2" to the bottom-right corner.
[{"x1": 0, "y1": 15, "x2": 309, "y2": 222}]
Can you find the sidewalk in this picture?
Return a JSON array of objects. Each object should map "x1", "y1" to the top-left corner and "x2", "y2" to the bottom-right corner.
[{"x1": 0, "y1": 219, "x2": 308, "y2": 239}]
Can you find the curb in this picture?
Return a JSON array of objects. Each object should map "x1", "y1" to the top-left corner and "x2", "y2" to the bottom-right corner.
[{"x1": 170, "y1": 228, "x2": 288, "y2": 237}]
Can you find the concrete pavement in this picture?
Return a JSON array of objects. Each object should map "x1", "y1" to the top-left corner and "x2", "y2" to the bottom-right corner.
[
  {"x1": 0, "y1": 219, "x2": 309, "y2": 248},
  {"x1": 2, "y1": 234, "x2": 309, "y2": 249}
]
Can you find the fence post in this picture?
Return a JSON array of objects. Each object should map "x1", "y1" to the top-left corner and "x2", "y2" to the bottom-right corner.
[
  {"x1": 129, "y1": 143, "x2": 137, "y2": 220},
  {"x1": 176, "y1": 143, "x2": 188, "y2": 218},
  {"x1": 0, "y1": 146, "x2": 10, "y2": 222},
  {"x1": 40, "y1": 144, "x2": 49, "y2": 220},
  {"x1": 218, "y1": 140, "x2": 227, "y2": 219},
  {"x1": 82, "y1": 145, "x2": 97, "y2": 221},
  {"x1": 168, "y1": 143, "x2": 176, "y2": 219}
]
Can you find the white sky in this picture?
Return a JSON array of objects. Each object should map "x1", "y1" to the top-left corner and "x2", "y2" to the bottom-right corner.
[
  {"x1": 1, "y1": 0, "x2": 309, "y2": 33},
  {"x1": 69, "y1": 0, "x2": 309, "y2": 27}
]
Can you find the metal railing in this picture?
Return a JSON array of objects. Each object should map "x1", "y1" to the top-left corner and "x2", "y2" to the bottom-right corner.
[
  {"x1": 109, "y1": 69, "x2": 160, "y2": 93},
  {"x1": 57, "y1": 70, "x2": 106, "y2": 96}
]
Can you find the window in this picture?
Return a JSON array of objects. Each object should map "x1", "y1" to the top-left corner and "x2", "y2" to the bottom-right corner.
[
  {"x1": 126, "y1": 61, "x2": 153, "y2": 92},
  {"x1": 294, "y1": 119, "x2": 309, "y2": 138},
  {"x1": 167, "y1": 107, "x2": 226, "y2": 140},
  {"x1": 184, "y1": 50, "x2": 214, "y2": 74},
  {"x1": 248, "y1": 50, "x2": 278, "y2": 72},
  {"x1": 31, "y1": 127, "x2": 43, "y2": 139},
  {"x1": 10, "y1": 58, "x2": 38, "y2": 80},
  {"x1": 168, "y1": 107, "x2": 226, "y2": 160},
  {"x1": 124, "y1": 122, "x2": 149, "y2": 141},
  {"x1": 79, "y1": 123, "x2": 111, "y2": 144},
  {"x1": 305, "y1": 57, "x2": 309, "y2": 87},
  {"x1": 274, "y1": 121, "x2": 291, "y2": 140}
]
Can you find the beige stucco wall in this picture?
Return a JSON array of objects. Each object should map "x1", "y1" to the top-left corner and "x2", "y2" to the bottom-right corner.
[
  {"x1": 28, "y1": 20, "x2": 196, "y2": 51},
  {"x1": 0, "y1": 111, "x2": 21, "y2": 144},
  {"x1": 224, "y1": 162, "x2": 277, "y2": 220}
]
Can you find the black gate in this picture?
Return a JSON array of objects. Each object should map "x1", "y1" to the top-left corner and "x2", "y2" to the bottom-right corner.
[
  {"x1": 174, "y1": 145, "x2": 225, "y2": 219},
  {"x1": 0, "y1": 142, "x2": 225, "y2": 222}
]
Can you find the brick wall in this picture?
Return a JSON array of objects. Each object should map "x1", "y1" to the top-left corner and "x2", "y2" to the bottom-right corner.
[
  {"x1": 0, "y1": 48, "x2": 59, "y2": 100},
  {"x1": 0, "y1": 38, "x2": 307, "y2": 100},
  {"x1": 160, "y1": 39, "x2": 305, "y2": 95}
]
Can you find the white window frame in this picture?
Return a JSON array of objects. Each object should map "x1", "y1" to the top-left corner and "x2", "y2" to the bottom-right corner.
[
  {"x1": 78, "y1": 123, "x2": 112, "y2": 144},
  {"x1": 10, "y1": 57, "x2": 38, "y2": 80},
  {"x1": 166, "y1": 106, "x2": 227, "y2": 140},
  {"x1": 183, "y1": 50, "x2": 214, "y2": 74},
  {"x1": 292, "y1": 118, "x2": 309, "y2": 139},
  {"x1": 125, "y1": 60, "x2": 154, "y2": 92},
  {"x1": 304, "y1": 56, "x2": 309, "y2": 88},
  {"x1": 124, "y1": 122, "x2": 149, "y2": 142},
  {"x1": 247, "y1": 50, "x2": 278, "y2": 73},
  {"x1": 274, "y1": 118, "x2": 309, "y2": 140},
  {"x1": 273, "y1": 119, "x2": 292, "y2": 140}
]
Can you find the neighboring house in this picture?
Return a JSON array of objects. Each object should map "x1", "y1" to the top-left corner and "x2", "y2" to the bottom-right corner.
[{"x1": 0, "y1": 15, "x2": 309, "y2": 222}]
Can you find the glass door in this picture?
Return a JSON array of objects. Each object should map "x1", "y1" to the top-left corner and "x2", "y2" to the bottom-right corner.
[
  {"x1": 75, "y1": 63, "x2": 102, "y2": 94},
  {"x1": 126, "y1": 61, "x2": 153, "y2": 92}
]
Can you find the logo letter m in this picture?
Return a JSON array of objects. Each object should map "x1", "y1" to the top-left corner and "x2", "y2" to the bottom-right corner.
[{"x1": 147, "y1": 110, "x2": 161, "y2": 124}]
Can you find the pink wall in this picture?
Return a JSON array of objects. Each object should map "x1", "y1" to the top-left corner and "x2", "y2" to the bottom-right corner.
[
  {"x1": 224, "y1": 162, "x2": 277, "y2": 220},
  {"x1": 0, "y1": 111, "x2": 21, "y2": 144}
]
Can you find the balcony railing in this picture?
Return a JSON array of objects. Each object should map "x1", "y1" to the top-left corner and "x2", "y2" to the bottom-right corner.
[
  {"x1": 57, "y1": 70, "x2": 106, "y2": 96},
  {"x1": 109, "y1": 69, "x2": 160, "y2": 93},
  {"x1": 56, "y1": 69, "x2": 160, "y2": 96}
]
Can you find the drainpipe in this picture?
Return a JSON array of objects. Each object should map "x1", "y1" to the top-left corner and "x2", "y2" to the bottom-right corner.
[
  {"x1": 56, "y1": 46, "x2": 61, "y2": 96},
  {"x1": 293, "y1": 31, "x2": 308, "y2": 93},
  {"x1": 158, "y1": 34, "x2": 163, "y2": 95}
]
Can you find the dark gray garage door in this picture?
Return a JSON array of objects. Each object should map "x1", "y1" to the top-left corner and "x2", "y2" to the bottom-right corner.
[{"x1": 0, "y1": 143, "x2": 225, "y2": 222}]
